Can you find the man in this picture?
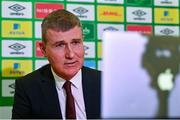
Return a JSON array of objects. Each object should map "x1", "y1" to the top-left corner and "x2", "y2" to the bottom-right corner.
[{"x1": 12, "y1": 9, "x2": 101, "y2": 119}]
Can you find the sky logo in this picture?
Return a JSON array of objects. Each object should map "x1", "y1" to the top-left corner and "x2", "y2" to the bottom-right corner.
[
  {"x1": 164, "y1": 11, "x2": 169, "y2": 16},
  {"x1": 13, "y1": 63, "x2": 20, "y2": 70},
  {"x1": 13, "y1": 23, "x2": 20, "y2": 30}
]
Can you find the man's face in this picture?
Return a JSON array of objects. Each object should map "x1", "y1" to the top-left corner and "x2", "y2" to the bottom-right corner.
[{"x1": 41, "y1": 26, "x2": 84, "y2": 80}]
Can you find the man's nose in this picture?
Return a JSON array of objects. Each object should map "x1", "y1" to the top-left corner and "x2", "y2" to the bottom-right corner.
[{"x1": 65, "y1": 45, "x2": 75, "y2": 58}]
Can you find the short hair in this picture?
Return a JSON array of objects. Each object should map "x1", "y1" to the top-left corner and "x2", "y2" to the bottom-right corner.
[{"x1": 41, "y1": 9, "x2": 82, "y2": 44}]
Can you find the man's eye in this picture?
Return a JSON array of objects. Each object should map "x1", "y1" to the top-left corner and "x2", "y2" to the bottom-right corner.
[{"x1": 55, "y1": 43, "x2": 65, "y2": 47}]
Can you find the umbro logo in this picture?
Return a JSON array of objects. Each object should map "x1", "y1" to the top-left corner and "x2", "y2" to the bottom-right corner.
[
  {"x1": 8, "y1": 4, "x2": 25, "y2": 12},
  {"x1": 73, "y1": 7, "x2": 88, "y2": 16},
  {"x1": 9, "y1": 83, "x2": 15, "y2": 90},
  {"x1": 84, "y1": 45, "x2": 89, "y2": 51},
  {"x1": 9, "y1": 82, "x2": 15, "y2": 94},
  {"x1": 104, "y1": 26, "x2": 118, "y2": 31},
  {"x1": 161, "y1": 0, "x2": 172, "y2": 4},
  {"x1": 160, "y1": 28, "x2": 174, "y2": 35},
  {"x1": 132, "y1": 9, "x2": 146, "y2": 17},
  {"x1": 9, "y1": 43, "x2": 26, "y2": 52},
  {"x1": 84, "y1": 45, "x2": 89, "y2": 56}
]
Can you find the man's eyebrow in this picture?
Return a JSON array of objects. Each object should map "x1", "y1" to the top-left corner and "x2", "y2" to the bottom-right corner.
[
  {"x1": 72, "y1": 38, "x2": 82, "y2": 41},
  {"x1": 52, "y1": 41, "x2": 65, "y2": 45}
]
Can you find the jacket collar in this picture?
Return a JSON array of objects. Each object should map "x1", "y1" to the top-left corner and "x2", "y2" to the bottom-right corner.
[{"x1": 39, "y1": 64, "x2": 62, "y2": 118}]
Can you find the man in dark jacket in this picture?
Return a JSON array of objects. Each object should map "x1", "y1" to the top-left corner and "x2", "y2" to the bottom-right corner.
[{"x1": 12, "y1": 9, "x2": 101, "y2": 119}]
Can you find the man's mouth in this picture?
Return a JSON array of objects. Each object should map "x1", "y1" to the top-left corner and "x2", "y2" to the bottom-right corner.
[{"x1": 64, "y1": 61, "x2": 77, "y2": 67}]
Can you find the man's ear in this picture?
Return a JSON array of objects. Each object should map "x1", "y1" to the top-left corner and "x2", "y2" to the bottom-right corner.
[{"x1": 39, "y1": 42, "x2": 47, "y2": 57}]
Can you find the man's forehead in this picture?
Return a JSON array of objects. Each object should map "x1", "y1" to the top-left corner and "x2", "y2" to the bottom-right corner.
[
  {"x1": 47, "y1": 26, "x2": 82, "y2": 32},
  {"x1": 46, "y1": 29, "x2": 83, "y2": 43}
]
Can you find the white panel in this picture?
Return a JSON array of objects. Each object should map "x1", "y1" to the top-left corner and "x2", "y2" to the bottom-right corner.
[
  {"x1": 97, "y1": 0, "x2": 124, "y2": 4},
  {"x1": 98, "y1": 23, "x2": 124, "y2": 39},
  {"x1": 154, "y1": 0, "x2": 179, "y2": 7},
  {"x1": 2, "y1": 40, "x2": 32, "y2": 57},
  {"x1": 102, "y1": 31, "x2": 158, "y2": 118},
  {"x1": 67, "y1": 4, "x2": 95, "y2": 21},
  {"x1": 2, "y1": 1, "x2": 32, "y2": 18},
  {"x1": 84, "y1": 42, "x2": 95, "y2": 58},
  {"x1": 35, "y1": 21, "x2": 42, "y2": 39},
  {"x1": 127, "y1": 7, "x2": 152, "y2": 23},
  {"x1": 2, "y1": 80, "x2": 15, "y2": 97},
  {"x1": 155, "y1": 26, "x2": 179, "y2": 36},
  {"x1": 35, "y1": 60, "x2": 49, "y2": 70},
  {"x1": 0, "y1": 107, "x2": 12, "y2": 119}
]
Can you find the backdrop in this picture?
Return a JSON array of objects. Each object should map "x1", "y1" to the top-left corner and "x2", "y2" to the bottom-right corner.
[{"x1": 0, "y1": 0, "x2": 179, "y2": 118}]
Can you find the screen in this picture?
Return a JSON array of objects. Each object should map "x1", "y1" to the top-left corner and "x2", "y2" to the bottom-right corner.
[{"x1": 101, "y1": 31, "x2": 180, "y2": 118}]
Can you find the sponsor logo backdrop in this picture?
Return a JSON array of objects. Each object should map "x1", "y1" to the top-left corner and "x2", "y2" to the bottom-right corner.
[{"x1": 0, "y1": 0, "x2": 180, "y2": 117}]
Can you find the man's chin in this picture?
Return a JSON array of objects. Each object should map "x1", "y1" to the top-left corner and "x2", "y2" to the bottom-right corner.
[
  {"x1": 64, "y1": 63, "x2": 82, "y2": 70},
  {"x1": 64, "y1": 67, "x2": 80, "y2": 75}
]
